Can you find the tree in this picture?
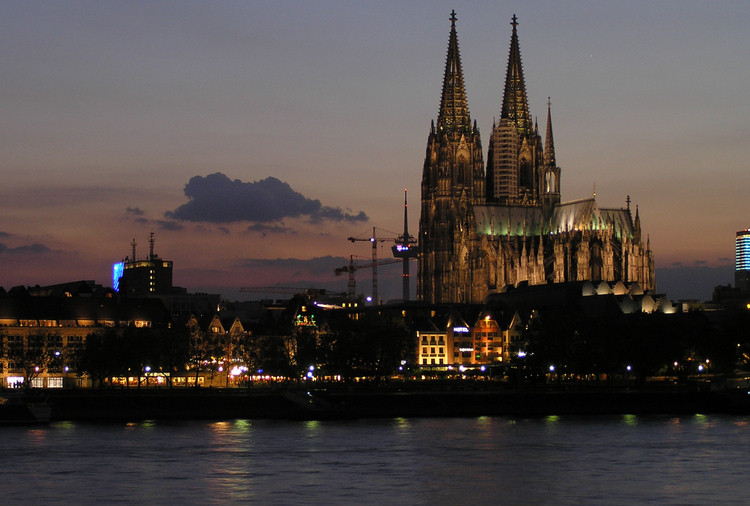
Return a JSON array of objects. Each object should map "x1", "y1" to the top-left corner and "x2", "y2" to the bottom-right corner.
[
  {"x1": 187, "y1": 320, "x2": 210, "y2": 387},
  {"x1": 79, "y1": 329, "x2": 123, "y2": 388},
  {"x1": 4, "y1": 330, "x2": 60, "y2": 389}
]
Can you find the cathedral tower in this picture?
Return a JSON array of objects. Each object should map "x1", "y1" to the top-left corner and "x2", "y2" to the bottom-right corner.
[
  {"x1": 418, "y1": 11, "x2": 485, "y2": 303},
  {"x1": 486, "y1": 15, "x2": 560, "y2": 209},
  {"x1": 541, "y1": 98, "x2": 561, "y2": 208},
  {"x1": 418, "y1": 13, "x2": 654, "y2": 304}
]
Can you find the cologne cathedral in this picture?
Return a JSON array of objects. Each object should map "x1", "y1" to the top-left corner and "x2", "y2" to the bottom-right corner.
[{"x1": 418, "y1": 12, "x2": 655, "y2": 304}]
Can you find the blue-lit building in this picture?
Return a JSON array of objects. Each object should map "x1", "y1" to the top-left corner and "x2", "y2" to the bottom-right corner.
[
  {"x1": 113, "y1": 234, "x2": 174, "y2": 297},
  {"x1": 112, "y1": 234, "x2": 220, "y2": 319},
  {"x1": 736, "y1": 230, "x2": 750, "y2": 292}
]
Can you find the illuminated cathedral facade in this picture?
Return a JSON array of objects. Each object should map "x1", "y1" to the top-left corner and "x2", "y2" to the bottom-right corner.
[{"x1": 418, "y1": 12, "x2": 655, "y2": 304}]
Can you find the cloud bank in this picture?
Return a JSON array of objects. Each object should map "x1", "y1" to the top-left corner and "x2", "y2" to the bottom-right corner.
[
  {"x1": 166, "y1": 173, "x2": 368, "y2": 224},
  {"x1": 0, "y1": 243, "x2": 52, "y2": 254}
]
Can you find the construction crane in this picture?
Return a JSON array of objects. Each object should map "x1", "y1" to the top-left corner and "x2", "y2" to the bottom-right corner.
[
  {"x1": 347, "y1": 227, "x2": 397, "y2": 304},
  {"x1": 334, "y1": 255, "x2": 401, "y2": 300},
  {"x1": 347, "y1": 190, "x2": 420, "y2": 304}
]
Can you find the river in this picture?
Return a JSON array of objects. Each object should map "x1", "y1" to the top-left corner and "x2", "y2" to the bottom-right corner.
[{"x1": 2, "y1": 414, "x2": 749, "y2": 505}]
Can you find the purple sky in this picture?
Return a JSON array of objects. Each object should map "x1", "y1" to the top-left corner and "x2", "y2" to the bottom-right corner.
[{"x1": 2, "y1": 1, "x2": 748, "y2": 302}]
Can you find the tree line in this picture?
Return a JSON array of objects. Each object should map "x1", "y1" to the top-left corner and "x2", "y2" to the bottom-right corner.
[
  {"x1": 3, "y1": 304, "x2": 749, "y2": 389},
  {"x1": 0, "y1": 309, "x2": 416, "y2": 388},
  {"x1": 519, "y1": 306, "x2": 750, "y2": 384}
]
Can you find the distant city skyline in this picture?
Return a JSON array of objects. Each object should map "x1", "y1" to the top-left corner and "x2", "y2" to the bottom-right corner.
[{"x1": 2, "y1": 2, "x2": 748, "y2": 301}]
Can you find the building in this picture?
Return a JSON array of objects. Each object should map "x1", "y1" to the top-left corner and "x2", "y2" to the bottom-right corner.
[
  {"x1": 418, "y1": 12, "x2": 655, "y2": 304},
  {"x1": 115, "y1": 233, "x2": 174, "y2": 297},
  {"x1": 470, "y1": 310, "x2": 524, "y2": 365},
  {"x1": 415, "y1": 304, "x2": 523, "y2": 369},
  {"x1": 736, "y1": 229, "x2": 750, "y2": 292},
  {"x1": 114, "y1": 234, "x2": 221, "y2": 319},
  {"x1": 0, "y1": 284, "x2": 171, "y2": 388}
]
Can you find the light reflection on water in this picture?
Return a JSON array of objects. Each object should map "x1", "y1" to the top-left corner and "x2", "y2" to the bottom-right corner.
[{"x1": 1, "y1": 414, "x2": 749, "y2": 506}]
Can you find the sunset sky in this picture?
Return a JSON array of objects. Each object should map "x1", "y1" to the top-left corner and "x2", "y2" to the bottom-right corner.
[{"x1": 2, "y1": 1, "x2": 749, "y2": 302}]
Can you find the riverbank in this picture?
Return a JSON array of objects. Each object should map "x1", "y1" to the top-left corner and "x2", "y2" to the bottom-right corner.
[{"x1": 35, "y1": 385, "x2": 750, "y2": 422}]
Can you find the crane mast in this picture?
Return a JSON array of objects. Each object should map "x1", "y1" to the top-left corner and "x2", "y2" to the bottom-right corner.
[
  {"x1": 348, "y1": 227, "x2": 389, "y2": 304},
  {"x1": 335, "y1": 255, "x2": 401, "y2": 300},
  {"x1": 347, "y1": 190, "x2": 420, "y2": 304}
]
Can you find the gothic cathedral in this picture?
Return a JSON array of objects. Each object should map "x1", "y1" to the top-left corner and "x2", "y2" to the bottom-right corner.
[{"x1": 418, "y1": 12, "x2": 655, "y2": 304}]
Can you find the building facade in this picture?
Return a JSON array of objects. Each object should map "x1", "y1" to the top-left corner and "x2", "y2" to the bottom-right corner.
[
  {"x1": 0, "y1": 286, "x2": 171, "y2": 388},
  {"x1": 415, "y1": 304, "x2": 524, "y2": 368},
  {"x1": 115, "y1": 234, "x2": 174, "y2": 297},
  {"x1": 418, "y1": 12, "x2": 655, "y2": 304},
  {"x1": 736, "y1": 229, "x2": 750, "y2": 292}
]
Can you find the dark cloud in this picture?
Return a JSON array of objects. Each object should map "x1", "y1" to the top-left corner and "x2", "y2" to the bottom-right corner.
[
  {"x1": 230, "y1": 256, "x2": 407, "y2": 301},
  {"x1": 126, "y1": 206, "x2": 145, "y2": 216},
  {"x1": 165, "y1": 173, "x2": 368, "y2": 224},
  {"x1": 155, "y1": 220, "x2": 184, "y2": 231},
  {"x1": 237, "y1": 255, "x2": 347, "y2": 274},
  {"x1": 0, "y1": 231, "x2": 11, "y2": 238},
  {"x1": 0, "y1": 243, "x2": 52, "y2": 254},
  {"x1": 308, "y1": 207, "x2": 368, "y2": 224},
  {"x1": 218, "y1": 227, "x2": 230, "y2": 235},
  {"x1": 718, "y1": 257, "x2": 732, "y2": 263},
  {"x1": 247, "y1": 223, "x2": 296, "y2": 236},
  {"x1": 693, "y1": 260, "x2": 707, "y2": 266}
]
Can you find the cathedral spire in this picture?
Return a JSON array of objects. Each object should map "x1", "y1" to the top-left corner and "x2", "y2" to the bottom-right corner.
[
  {"x1": 634, "y1": 205, "x2": 642, "y2": 242},
  {"x1": 437, "y1": 10, "x2": 471, "y2": 132},
  {"x1": 544, "y1": 97, "x2": 557, "y2": 167},
  {"x1": 500, "y1": 14, "x2": 531, "y2": 135}
]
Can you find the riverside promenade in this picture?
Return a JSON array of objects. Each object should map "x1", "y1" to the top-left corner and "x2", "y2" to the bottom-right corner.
[{"x1": 41, "y1": 383, "x2": 750, "y2": 422}]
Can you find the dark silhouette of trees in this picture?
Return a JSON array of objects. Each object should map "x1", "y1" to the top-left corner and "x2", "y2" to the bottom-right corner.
[
  {"x1": 1, "y1": 330, "x2": 61, "y2": 388},
  {"x1": 521, "y1": 306, "x2": 739, "y2": 384},
  {"x1": 79, "y1": 326, "x2": 189, "y2": 388}
]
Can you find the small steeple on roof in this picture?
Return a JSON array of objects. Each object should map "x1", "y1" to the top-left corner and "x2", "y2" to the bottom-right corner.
[
  {"x1": 544, "y1": 97, "x2": 557, "y2": 167},
  {"x1": 634, "y1": 204, "x2": 642, "y2": 241},
  {"x1": 437, "y1": 10, "x2": 472, "y2": 133},
  {"x1": 500, "y1": 14, "x2": 531, "y2": 135}
]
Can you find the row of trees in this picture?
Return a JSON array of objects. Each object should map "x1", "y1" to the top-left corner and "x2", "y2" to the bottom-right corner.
[
  {"x1": 520, "y1": 306, "x2": 749, "y2": 383},
  {"x1": 4, "y1": 303, "x2": 750, "y2": 389},
  {"x1": 0, "y1": 310, "x2": 416, "y2": 388}
]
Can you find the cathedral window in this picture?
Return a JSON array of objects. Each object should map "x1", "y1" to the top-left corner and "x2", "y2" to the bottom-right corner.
[
  {"x1": 457, "y1": 155, "x2": 468, "y2": 185},
  {"x1": 591, "y1": 241, "x2": 603, "y2": 282}
]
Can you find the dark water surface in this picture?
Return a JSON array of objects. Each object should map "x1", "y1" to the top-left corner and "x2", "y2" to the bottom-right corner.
[{"x1": 2, "y1": 414, "x2": 749, "y2": 505}]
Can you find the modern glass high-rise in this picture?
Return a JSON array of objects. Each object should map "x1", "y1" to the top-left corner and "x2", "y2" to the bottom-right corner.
[{"x1": 735, "y1": 229, "x2": 750, "y2": 291}]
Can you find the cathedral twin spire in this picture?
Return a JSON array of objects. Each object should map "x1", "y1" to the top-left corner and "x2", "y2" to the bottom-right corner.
[
  {"x1": 433, "y1": 11, "x2": 558, "y2": 205},
  {"x1": 437, "y1": 11, "x2": 537, "y2": 139},
  {"x1": 437, "y1": 10, "x2": 472, "y2": 133},
  {"x1": 500, "y1": 15, "x2": 532, "y2": 136}
]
